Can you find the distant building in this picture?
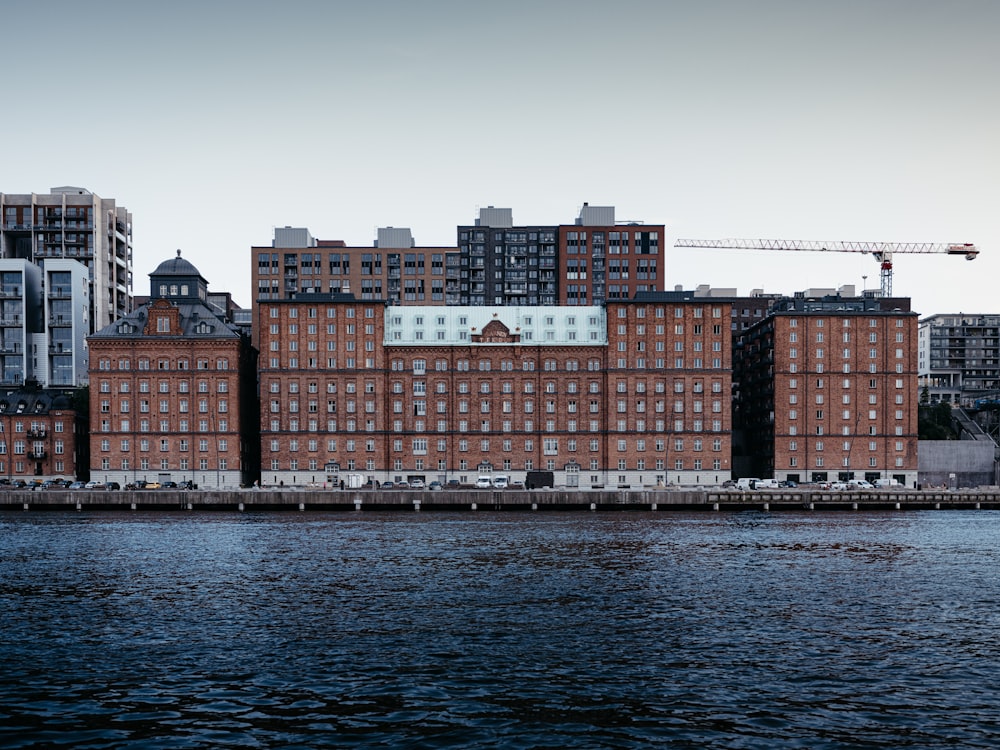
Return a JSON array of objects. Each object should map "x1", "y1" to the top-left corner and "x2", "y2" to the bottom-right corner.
[
  {"x1": 251, "y1": 226, "x2": 459, "y2": 317},
  {"x1": 0, "y1": 258, "x2": 90, "y2": 387},
  {"x1": 0, "y1": 386, "x2": 85, "y2": 482},
  {"x1": 0, "y1": 187, "x2": 132, "y2": 330},
  {"x1": 457, "y1": 204, "x2": 666, "y2": 306},
  {"x1": 918, "y1": 314, "x2": 1000, "y2": 406},
  {"x1": 87, "y1": 252, "x2": 258, "y2": 488}
]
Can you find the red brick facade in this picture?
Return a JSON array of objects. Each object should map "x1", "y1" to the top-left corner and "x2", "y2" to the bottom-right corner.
[{"x1": 257, "y1": 295, "x2": 733, "y2": 488}]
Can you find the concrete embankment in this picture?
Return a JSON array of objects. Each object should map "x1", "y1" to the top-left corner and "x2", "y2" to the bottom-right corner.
[{"x1": 1, "y1": 488, "x2": 999, "y2": 512}]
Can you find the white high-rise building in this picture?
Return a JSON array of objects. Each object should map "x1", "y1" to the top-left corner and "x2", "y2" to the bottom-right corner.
[{"x1": 0, "y1": 186, "x2": 132, "y2": 331}]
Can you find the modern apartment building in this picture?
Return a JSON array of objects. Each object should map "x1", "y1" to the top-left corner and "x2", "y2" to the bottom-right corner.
[
  {"x1": 918, "y1": 314, "x2": 1000, "y2": 406},
  {"x1": 737, "y1": 293, "x2": 919, "y2": 486},
  {"x1": 87, "y1": 252, "x2": 258, "y2": 489},
  {"x1": 0, "y1": 258, "x2": 90, "y2": 387},
  {"x1": 256, "y1": 292, "x2": 732, "y2": 489},
  {"x1": 252, "y1": 226, "x2": 459, "y2": 319},
  {"x1": 456, "y1": 204, "x2": 666, "y2": 307},
  {"x1": 0, "y1": 187, "x2": 132, "y2": 330}
]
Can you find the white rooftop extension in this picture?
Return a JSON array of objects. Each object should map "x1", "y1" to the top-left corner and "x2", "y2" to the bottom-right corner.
[{"x1": 383, "y1": 306, "x2": 608, "y2": 346}]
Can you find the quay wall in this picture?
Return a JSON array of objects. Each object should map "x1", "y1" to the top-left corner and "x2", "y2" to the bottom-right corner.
[{"x1": 2, "y1": 488, "x2": 1000, "y2": 512}]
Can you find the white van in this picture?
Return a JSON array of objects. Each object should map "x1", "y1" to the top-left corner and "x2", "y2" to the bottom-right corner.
[
  {"x1": 755, "y1": 478, "x2": 780, "y2": 489},
  {"x1": 492, "y1": 475, "x2": 509, "y2": 489},
  {"x1": 735, "y1": 478, "x2": 760, "y2": 490},
  {"x1": 475, "y1": 476, "x2": 492, "y2": 489},
  {"x1": 875, "y1": 478, "x2": 901, "y2": 488}
]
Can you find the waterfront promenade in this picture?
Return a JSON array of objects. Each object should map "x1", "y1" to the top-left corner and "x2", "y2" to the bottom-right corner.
[{"x1": 2, "y1": 487, "x2": 999, "y2": 512}]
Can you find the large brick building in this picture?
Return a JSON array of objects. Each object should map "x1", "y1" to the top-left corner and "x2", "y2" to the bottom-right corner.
[
  {"x1": 256, "y1": 291, "x2": 732, "y2": 489},
  {"x1": 87, "y1": 253, "x2": 257, "y2": 488},
  {"x1": 737, "y1": 293, "x2": 919, "y2": 486}
]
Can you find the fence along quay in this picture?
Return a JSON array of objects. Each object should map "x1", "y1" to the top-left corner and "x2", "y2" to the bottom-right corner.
[{"x1": 1, "y1": 488, "x2": 999, "y2": 512}]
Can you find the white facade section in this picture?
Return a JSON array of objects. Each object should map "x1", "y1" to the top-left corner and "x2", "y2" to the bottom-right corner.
[
  {"x1": 41, "y1": 259, "x2": 90, "y2": 386},
  {"x1": 383, "y1": 305, "x2": 608, "y2": 346}
]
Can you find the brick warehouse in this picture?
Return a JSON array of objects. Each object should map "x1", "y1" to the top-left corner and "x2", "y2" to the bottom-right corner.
[
  {"x1": 737, "y1": 295, "x2": 919, "y2": 486},
  {"x1": 256, "y1": 291, "x2": 733, "y2": 488},
  {"x1": 87, "y1": 253, "x2": 258, "y2": 489}
]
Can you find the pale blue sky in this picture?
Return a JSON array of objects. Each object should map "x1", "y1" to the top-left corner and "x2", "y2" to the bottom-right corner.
[{"x1": 5, "y1": 0, "x2": 997, "y2": 315}]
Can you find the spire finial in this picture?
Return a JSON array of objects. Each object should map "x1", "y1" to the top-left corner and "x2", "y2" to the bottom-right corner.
[{"x1": 176, "y1": 248, "x2": 182, "y2": 258}]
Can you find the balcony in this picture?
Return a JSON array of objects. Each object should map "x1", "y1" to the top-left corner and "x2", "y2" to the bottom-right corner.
[{"x1": 27, "y1": 430, "x2": 46, "y2": 439}]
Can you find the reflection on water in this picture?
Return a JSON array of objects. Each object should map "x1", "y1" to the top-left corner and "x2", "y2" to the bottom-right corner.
[{"x1": 2, "y1": 511, "x2": 1000, "y2": 748}]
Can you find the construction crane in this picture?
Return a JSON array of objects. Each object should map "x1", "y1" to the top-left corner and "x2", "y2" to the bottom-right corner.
[{"x1": 673, "y1": 238, "x2": 979, "y2": 297}]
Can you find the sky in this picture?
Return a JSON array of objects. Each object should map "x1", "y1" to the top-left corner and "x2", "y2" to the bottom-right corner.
[{"x1": 4, "y1": 0, "x2": 998, "y2": 317}]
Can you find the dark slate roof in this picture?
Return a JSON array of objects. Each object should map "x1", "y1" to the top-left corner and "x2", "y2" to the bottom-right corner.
[
  {"x1": 88, "y1": 301, "x2": 242, "y2": 340},
  {"x1": 0, "y1": 388, "x2": 77, "y2": 415},
  {"x1": 150, "y1": 253, "x2": 203, "y2": 278}
]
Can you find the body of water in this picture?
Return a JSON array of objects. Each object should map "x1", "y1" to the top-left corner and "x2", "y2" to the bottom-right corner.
[{"x1": 2, "y1": 510, "x2": 1000, "y2": 748}]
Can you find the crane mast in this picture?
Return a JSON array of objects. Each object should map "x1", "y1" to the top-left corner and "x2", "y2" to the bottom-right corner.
[{"x1": 674, "y1": 239, "x2": 979, "y2": 296}]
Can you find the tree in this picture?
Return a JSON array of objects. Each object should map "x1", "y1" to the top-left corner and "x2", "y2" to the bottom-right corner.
[{"x1": 918, "y1": 402, "x2": 957, "y2": 440}]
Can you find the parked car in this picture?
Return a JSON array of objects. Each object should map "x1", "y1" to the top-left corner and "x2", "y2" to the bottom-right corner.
[
  {"x1": 161, "y1": 481, "x2": 178, "y2": 489},
  {"x1": 409, "y1": 479, "x2": 425, "y2": 490},
  {"x1": 475, "y1": 477, "x2": 492, "y2": 489},
  {"x1": 106, "y1": 482, "x2": 121, "y2": 491},
  {"x1": 396, "y1": 480, "x2": 410, "y2": 489},
  {"x1": 446, "y1": 480, "x2": 462, "y2": 490},
  {"x1": 177, "y1": 480, "x2": 195, "y2": 490},
  {"x1": 85, "y1": 481, "x2": 106, "y2": 490},
  {"x1": 428, "y1": 481, "x2": 443, "y2": 491},
  {"x1": 143, "y1": 482, "x2": 162, "y2": 490},
  {"x1": 68, "y1": 481, "x2": 86, "y2": 490},
  {"x1": 380, "y1": 481, "x2": 395, "y2": 490}
]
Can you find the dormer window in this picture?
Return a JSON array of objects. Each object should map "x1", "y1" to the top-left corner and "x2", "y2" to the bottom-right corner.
[
  {"x1": 195, "y1": 321, "x2": 213, "y2": 334},
  {"x1": 156, "y1": 316, "x2": 170, "y2": 333},
  {"x1": 117, "y1": 323, "x2": 135, "y2": 334},
  {"x1": 170, "y1": 285, "x2": 178, "y2": 296}
]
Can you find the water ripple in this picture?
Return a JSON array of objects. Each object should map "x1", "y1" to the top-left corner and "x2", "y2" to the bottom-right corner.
[{"x1": 2, "y1": 511, "x2": 1000, "y2": 747}]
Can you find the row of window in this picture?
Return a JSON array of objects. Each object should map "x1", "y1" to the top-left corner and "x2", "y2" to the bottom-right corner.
[
  {"x1": 98, "y1": 458, "x2": 227, "y2": 471},
  {"x1": 266, "y1": 458, "x2": 723, "y2": 472},
  {"x1": 788, "y1": 332, "x2": 906, "y2": 343},
  {"x1": 96, "y1": 357, "x2": 230, "y2": 370},
  {"x1": 786, "y1": 440, "x2": 908, "y2": 451},
  {"x1": 0, "y1": 422, "x2": 64, "y2": 433},
  {"x1": 265, "y1": 436, "x2": 725, "y2": 454},
  {"x1": 263, "y1": 418, "x2": 726, "y2": 435},
  {"x1": 99, "y1": 399, "x2": 228, "y2": 414},
  {"x1": 97, "y1": 418, "x2": 229, "y2": 433},
  {"x1": 99, "y1": 380, "x2": 229, "y2": 393},
  {"x1": 99, "y1": 438, "x2": 228, "y2": 452},
  {"x1": 788, "y1": 457, "x2": 907, "y2": 468}
]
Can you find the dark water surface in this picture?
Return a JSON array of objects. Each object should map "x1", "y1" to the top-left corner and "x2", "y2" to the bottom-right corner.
[{"x1": 2, "y1": 510, "x2": 1000, "y2": 749}]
